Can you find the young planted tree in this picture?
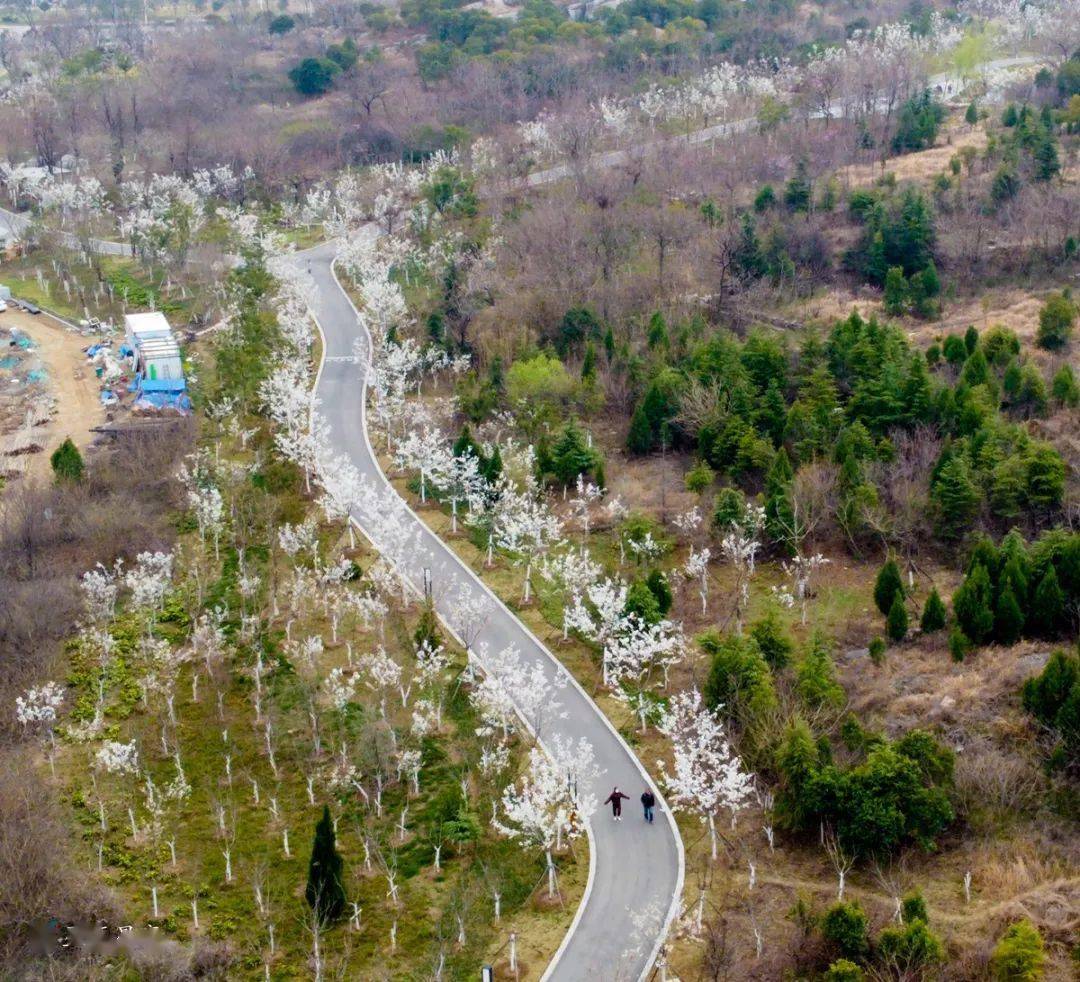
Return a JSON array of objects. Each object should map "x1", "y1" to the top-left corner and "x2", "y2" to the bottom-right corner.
[
  {"x1": 886, "y1": 594, "x2": 909, "y2": 642},
  {"x1": 51, "y1": 437, "x2": 85, "y2": 483},
  {"x1": 874, "y1": 558, "x2": 905, "y2": 617},
  {"x1": 658, "y1": 689, "x2": 754, "y2": 860},
  {"x1": 306, "y1": 805, "x2": 346, "y2": 924},
  {"x1": 920, "y1": 588, "x2": 947, "y2": 633}
]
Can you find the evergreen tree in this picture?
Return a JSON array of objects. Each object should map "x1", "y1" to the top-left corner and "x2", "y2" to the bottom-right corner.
[
  {"x1": 764, "y1": 448, "x2": 795, "y2": 544},
  {"x1": 1037, "y1": 291, "x2": 1076, "y2": 350},
  {"x1": 822, "y1": 902, "x2": 870, "y2": 960},
  {"x1": 306, "y1": 805, "x2": 346, "y2": 924},
  {"x1": 910, "y1": 263, "x2": 941, "y2": 319},
  {"x1": 874, "y1": 558, "x2": 905, "y2": 616},
  {"x1": 1032, "y1": 130, "x2": 1061, "y2": 181},
  {"x1": 481, "y1": 445, "x2": 503, "y2": 485},
  {"x1": 414, "y1": 604, "x2": 443, "y2": 652},
  {"x1": 994, "y1": 584, "x2": 1025, "y2": 645},
  {"x1": 990, "y1": 920, "x2": 1045, "y2": 982},
  {"x1": 991, "y1": 165, "x2": 1021, "y2": 203},
  {"x1": 453, "y1": 425, "x2": 482, "y2": 460},
  {"x1": 581, "y1": 341, "x2": 598, "y2": 382},
  {"x1": 734, "y1": 213, "x2": 767, "y2": 279},
  {"x1": 1022, "y1": 649, "x2": 1079, "y2": 728},
  {"x1": 51, "y1": 437, "x2": 84, "y2": 483},
  {"x1": 626, "y1": 403, "x2": 654, "y2": 454},
  {"x1": 965, "y1": 100, "x2": 978, "y2": 125},
  {"x1": 1031, "y1": 566, "x2": 1065, "y2": 637},
  {"x1": 932, "y1": 456, "x2": 980, "y2": 540},
  {"x1": 920, "y1": 587, "x2": 947, "y2": 633},
  {"x1": 942, "y1": 334, "x2": 968, "y2": 365},
  {"x1": 784, "y1": 158, "x2": 812, "y2": 212},
  {"x1": 824, "y1": 960, "x2": 865, "y2": 982},
  {"x1": 876, "y1": 919, "x2": 945, "y2": 975},
  {"x1": 702, "y1": 632, "x2": 778, "y2": 725},
  {"x1": 645, "y1": 568, "x2": 673, "y2": 615},
  {"x1": 884, "y1": 266, "x2": 908, "y2": 314},
  {"x1": 886, "y1": 594, "x2": 909, "y2": 641},
  {"x1": 712, "y1": 486, "x2": 747, "y2": 530},
  {"x1": 593, "y1": 458, "x2": 606, "y2": 490},
  {"x1": 796, "y1": 632, "x2": 845, "y2": 709},
  {"x1": 757, "y1": 381, "x2": 789, "y2": 445},
  {"x1": 750, "y1": 609, "x2": 794, "y2": 669},
  {"x1": 1003, "y1": 359, "x2": 1023, "y2": 397},
  {"x1": 602, "y1": 325, "x2": 615, "y2": 360},
  {"x1": 953, "y1": 563, "x2": 994, "y2": 645},
  {"x1": 753, "y1": 184, "x2": 776, "y2": 212},
  {"x1": 551, "y1": 420, "x2": 596, "y2": 486},
  {"x1": 1051, "y1": 363, "x2": 1080, "y2": 407},
  {"x1": 646, "y1": 311, "x2": 669, "y2": 350},
  {"x1": 949, "y1": 626, "x2": 970, "y2": 662}
]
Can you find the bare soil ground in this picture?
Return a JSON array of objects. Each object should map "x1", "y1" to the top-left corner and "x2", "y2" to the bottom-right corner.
[{"x1": 0, "y1": 308, "x2": 104, "y2": 482}]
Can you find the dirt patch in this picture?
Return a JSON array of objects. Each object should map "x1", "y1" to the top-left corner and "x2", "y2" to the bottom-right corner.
[{"x1": 0, "y1": 308, "x2": 105, "y2": 482}]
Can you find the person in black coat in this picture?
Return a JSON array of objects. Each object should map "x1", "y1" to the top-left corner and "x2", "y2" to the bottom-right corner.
[
  {"x1": 640, "y1": 789, "x2": 656, "y2": 823},
  {"x1": 604, "y1": 787, "x2": 629, "y2": 820}
]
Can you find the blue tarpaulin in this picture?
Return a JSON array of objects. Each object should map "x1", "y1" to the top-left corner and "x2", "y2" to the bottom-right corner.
[
  {"x1": 138, "y1": 376, "x2": 187, "y2": 393},
  {"x1": 134, "y1": 391, "x2": 191, "y2": 412}
]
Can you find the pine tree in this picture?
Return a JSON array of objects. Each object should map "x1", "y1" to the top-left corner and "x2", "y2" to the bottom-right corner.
[
  {"x1": 750, "y1": 609, "x2": 794, "y2": 669},
  {"x1": 874, "y1": 558, "x2": 905, "y2": 616},
  {"x1": 884, "y1": 266, "x2": 908, "y2": 314},
  {"x1": 306, "y1": 805, "x2": 346, "y2": 924},
  {"x1": 886, "y1": 594, "x2": 909, "y2": 641},
  {"x1": 581, "y1": 341, "x2": 597, "y2": 382},
  {"x1": 551, "y1": 420, "x2": 595, "y2": 485},
  {"x1": 932, "y1": 456, "x2": 980, "y2": 540},
  {"x1": 1037, "y1": 291, "x2": 1076, "y2": 350},
  {"x1": 1051, "y1": 363, "x2": 1080, "y2": 407},
  {"x1": 481, "y1": 444, "x2": 503, "y2": 485},
  {"x1": 453, "y1": 425, "x2": 481, "y2": 460},
  {"x1": 953, "y1": 563, "x2": 994, "y2": 645},
  {"x1": 949, "y1": 626, "x2": 970, "y2": 662},
  {"x1": 990, "y1": 919, "x2": 1045, "y2": 982},
  {"x1": 796, "y1": 632, "x2": 845, "y2": 709},
  {"x1": 765, "y1": 448, "x2": 795, "y2": 544},
  {"x1": 646, "y1": 311, "x2": 669, "y2": 350},
  {"x1": 1031, "y1": 567, "x2": 1065, "y2": 637},
  {"x1": 920, "y1": 587, "x2": 947, "y2": 633},
  {"x1": 994, "y1": 584, "x2": 1025, "y2": 646},
  {"x1": 627, "y1": 403, "x2": 653, "y2": 455},
  {"x1": 965, "y1": 100, "x2": 978, "y2": 125},
  {"x1": 51, "y1": 437, "x2": 85, "y2": 483}
]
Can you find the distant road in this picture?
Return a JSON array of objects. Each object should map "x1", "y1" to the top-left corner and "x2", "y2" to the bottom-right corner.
[
  {"x1": 525, "y1": 55, "x2": 1038, "y2": 187},
  {"x1": 0, "y1": 205, "x2": 131, "y2": 256}
]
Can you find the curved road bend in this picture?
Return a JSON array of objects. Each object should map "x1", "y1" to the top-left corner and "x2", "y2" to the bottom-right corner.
[{"x1": 294, "y1": 237, "x2": 684, "y2": 982}]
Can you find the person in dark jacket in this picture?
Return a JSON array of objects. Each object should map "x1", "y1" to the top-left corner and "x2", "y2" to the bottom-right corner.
[
  {"x1": 604, "y1": 787, "x2": 629, "y2": 820},
  {"x1": 640, "y1": 789, "x2": 656, "y2": 823}
]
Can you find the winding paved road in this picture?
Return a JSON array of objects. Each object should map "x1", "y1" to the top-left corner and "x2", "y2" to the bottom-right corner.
[{"x1": 294, "y1": 235, "x2": 684, "y2": 981}]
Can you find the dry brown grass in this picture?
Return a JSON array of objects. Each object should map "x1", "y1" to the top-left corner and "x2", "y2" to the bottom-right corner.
[{"x1": 841, "y1": 118, "x2": 987, "y2": 188}]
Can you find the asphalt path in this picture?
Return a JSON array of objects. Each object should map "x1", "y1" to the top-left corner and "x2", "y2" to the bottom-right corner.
[{"x1": 294, "y1": 235, "x2": 685, "y2": 981}]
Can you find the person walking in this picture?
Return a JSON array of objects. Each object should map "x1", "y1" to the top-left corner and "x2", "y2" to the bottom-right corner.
[
  {"x1": 604, "y1": 787, "x2": 629, "y2": 821},
  {"x1": 640, "y1": 789, "x2": 656, "y2": 824}
]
